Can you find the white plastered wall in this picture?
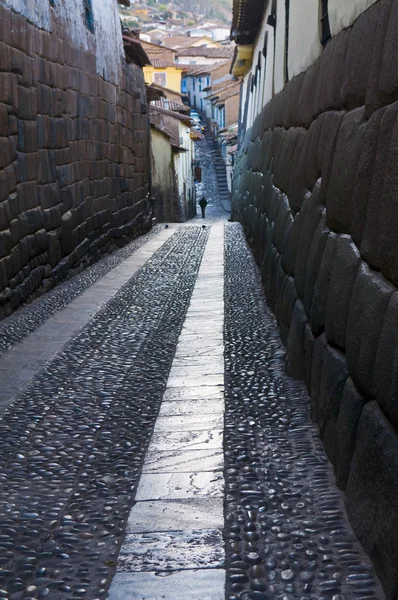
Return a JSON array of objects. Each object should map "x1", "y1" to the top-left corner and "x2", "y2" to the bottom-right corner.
[
  {"x1": 288, "y1": 0, "x2": 322, "y2": 80},
  {"x1": 274, "y1": 0, "x2": 286, "y2": 95},
  {"x1": 328, "y1": 0, "x2": 379, "y2": 36}
]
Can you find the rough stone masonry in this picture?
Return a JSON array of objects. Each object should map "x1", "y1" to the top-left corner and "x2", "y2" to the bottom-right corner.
[
  {"x1": 232, "y1": 1, "x2": 398, "y2": 597},
  {"x1": 0, "y1": 0, "x2": 151, "y2": 320}
]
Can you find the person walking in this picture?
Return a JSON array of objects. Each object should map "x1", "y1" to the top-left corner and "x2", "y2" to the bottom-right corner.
[{"x1": 199, "y1": 196, "x2": 208, "y2": 218}]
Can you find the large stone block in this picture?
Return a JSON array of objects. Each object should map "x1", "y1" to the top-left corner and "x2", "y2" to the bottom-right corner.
[
  {"x1": 303, "y1": 210, "x2": 329, "y2": 317},
  {"x1": 374, "y1": 292, "x2": 398, "y2": 430},
  {"x1": 318, "y1": 344, "x2": 349, "y2": 467},
  {"x1": 364, "y1": 0, "x2": 393, "y2": 118},
  {"x1": 294, "y1": 180, "x2": 323, "y2": 300},
  {"x1": 351, "y1": 106, "x2": 386, "y2": 248},
  {"x1": 325, "y1": 235, "x2": 361, "y2": 350},
  {"x1": 285, "y1": 299, "x2": 308, "y2": 380},
  {"x1": 325, "y1": 107, "x2": 365, "y2": 234},
  {"x1": 335, "y1": 377, "x2": 367, "y2": 490},
  {"x1": 346, "y1": 262, "x2": 394, "y2": 398},
  {"x1": 279, "y1": 275, "x2": 297, "y2": 347},
  {"x1": 310, "y1": 332, "x2": 328, "y2": 420},
  {"x1": 346, "y1": 401, "x2": 398, "y2": 600},
  {"x1": 361, "y1": 102, "x2": 398, "y2": 286},
  {"x1": 340, "y1": 0, "x2": 379, "y2": 111},
  {"x1": 310, "y1": 232, "x2": 338, "y2": 336}
]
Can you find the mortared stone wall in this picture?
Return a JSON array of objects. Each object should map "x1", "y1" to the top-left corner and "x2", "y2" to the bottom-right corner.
[
  {"x1": 232, "y1": 0, "x2": 398, "y2": 596},
  {"x1": 0, "y1": 4, "x2": 151, "y2": 319}
]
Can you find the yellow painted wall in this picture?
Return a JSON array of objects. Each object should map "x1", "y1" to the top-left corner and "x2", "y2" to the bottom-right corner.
[{"x1": 143, "y1": 66, "x2": 182, "y2": 93}]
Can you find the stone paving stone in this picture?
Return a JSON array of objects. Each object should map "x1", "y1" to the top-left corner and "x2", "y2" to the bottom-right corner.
[
  {"x1": 110, "y1": 223, "x2": 226, "y2": 599},
  {"x1": 158, "y1": 399, "x2": 224, "y2": 416},
  {"x1": 142, "y1": 448, "x2": 223, "y2": 473},
  {"x1": 167, "y1": 374, "x2": 224, "y2": 388},
  {"x1": 117, "y1": 529, "x2": 224, "y2": 571},
  {"x1": 127, "y1": 499, "x2": 224, "y2": 533},
  {"x1": 0, "y1": 226, "x2": 210, "y2": 599},
  {"x1": 135, "y1": 472, "x2": 224, "y2": 500},
  {"x1": 108, "y1": 569, "x2": 226, "y2": 600},
  {"x1": 0, "y1": 226, "x2": 176, "y2": 413},
  {"x1": 0, "y1": 225, "x2": 165, "y2": 357},
  {"x1": 223, "y1": 223, "x2": 383, "y2": 600},
  {"x1": 149, "y1": 429, "x2": 223, "y2": 452},
  {"x1": 153, "y1": 414, "x2": 224, "y2": 432}
]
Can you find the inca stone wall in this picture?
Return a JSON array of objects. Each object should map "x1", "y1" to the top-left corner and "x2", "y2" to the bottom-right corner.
[
  {"x1": 232, "y1": 1, "x2": 398, "y2": 596},
  {"x1": 0, "y1": 3, "x2": 151, "y2": 319}
]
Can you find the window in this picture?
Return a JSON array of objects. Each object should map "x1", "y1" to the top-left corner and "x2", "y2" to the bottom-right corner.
[
  {"x1": 320, "y1": 0, "x2": 331, "y2": 46},
  {"x1": 49, "y1": 0, "x2": 55, "y2": 6},
  {"x1": 84, "y1": 0, "x2": 94, "y2": 33},
  {"x1": 154, "y1": 72, "x2": 167, "y2": 86},
  {"x1": 285, "y1": 0, "x2": 290, "y2": 82}
]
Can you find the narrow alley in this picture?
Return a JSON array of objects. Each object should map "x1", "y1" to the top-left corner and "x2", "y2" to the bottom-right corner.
[{"x1": 0, "y1": 131, "x2": 382, "y2": 600}]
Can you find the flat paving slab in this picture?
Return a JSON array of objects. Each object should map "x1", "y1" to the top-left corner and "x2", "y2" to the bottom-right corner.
[
  {"x1": 117, "y1": 529, "x2": 224, "y2": 571},
  {"x1": 135, "y1": 472, "x2": 224, "y2": 500},
  {"x1": 127, "y1": 499, "x2": 224, "y2": 533},
  {"x1": 149, "y1": 429, "x2": 223, "y2": 452},
  {"x1": 108, "y1": 569, "x2": 225, "y2": 600},
  {"x1": 142, "y1": 448, "x2": 223, "y2": 473}
]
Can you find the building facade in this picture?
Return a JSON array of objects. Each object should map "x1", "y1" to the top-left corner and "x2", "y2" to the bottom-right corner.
[
  {"x1": 231, "y1": 0, "x2": 398, "y2": 597},
  {"x1": 0, "y1": 0, "x2": 151, "y2": 319}
]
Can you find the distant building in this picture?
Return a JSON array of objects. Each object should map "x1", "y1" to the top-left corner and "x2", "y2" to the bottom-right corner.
[
  {"x1": 150, "y1": 107, "x2": 197, "y2": 221},
  {"x1": 182, "y1": 60, "x2": 230, "y2": 113},
  {"x1": 176, "y1": 46, "x2": 233, "y2": 66}
]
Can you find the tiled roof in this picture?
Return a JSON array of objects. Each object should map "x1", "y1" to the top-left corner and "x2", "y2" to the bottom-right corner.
[
  {"x1": 182, "y1": 60, "x2": 230, "y2": 77},
  {"x1": 150, "y1": 60, "x2": 186, "y2": 69},
  {"x1": 177, "y1": 47, "x2": 233, "y2": 58},
  {"x1": 151, "y1": 99, "x2": 190, "y2": 113}
]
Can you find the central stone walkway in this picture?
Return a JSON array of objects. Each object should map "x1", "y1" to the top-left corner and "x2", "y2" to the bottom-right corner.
[{"x1": 109, "y1": 223, "x2": 226, "y2": 599}]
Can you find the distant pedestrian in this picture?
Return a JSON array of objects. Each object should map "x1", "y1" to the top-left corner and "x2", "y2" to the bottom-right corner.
[{"x1": 199, "y1": 196, "x2": 208, "y2": 218}]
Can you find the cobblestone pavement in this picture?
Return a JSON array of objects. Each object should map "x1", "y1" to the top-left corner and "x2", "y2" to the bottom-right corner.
[
  {"x1": 0, "y1": 218, "x2": 385, "y2": 600},
  {"x1": 224, "y1": 224, "x2": 383, "y2": 600},
  {"x1": 0, "y1": 226, "x2": 163, "y2": 359},
  {"x1": 0, "y1": 227, "x2": 209, "y2": 599}
]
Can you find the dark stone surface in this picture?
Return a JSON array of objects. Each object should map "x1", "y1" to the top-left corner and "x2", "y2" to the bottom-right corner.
[
  {"x1": 325, "y1": 234, "x2": 361, "y2": 350},
  {"x1": 374, "y1": 291, "x2": 398, "y2": 429},
  {"x1": 303, "y1": 210, "x2": 329, "y2": 317},
  {"x1": 346, "y1": 262, "x2": 394, "y2": 398},
  {"x1": 224, "y1": 224, "x2": 382, "y2": 600},
  {"x1": 346, "y1": 401, "x2": 398, "y2": 600},
  {"x1": 0, "y1": 5, "x2": 151, "y2": 319},
  {"x1": 335, "y1": 377, "x2": 367, "y2": 490},
  {"x1": 325, "y1": 107, "x2": 365, "y2": 233},
  {"x1": 0, "y1": 226, "x2": 209, "y2": 599},
  {"x1": 294, "y1": 180, "x2": 323, "y2": 300},
  {"x1": 309, "y1": 232, "x2": 338, "y2": 336},
  {"x1": 285, "y1": 299, "x2": 308, "y2": 380},
  {"x1": 351, "y1": 106, "x2": 386, "y2": 247},
  {"x1": 0, "y1": 225, "x2": 163, "y2": 358},
  {"x1": 318, "y1": 344, "x2": 349, "y2": 466},
  {"x1": 310, "y1": 333, "x2": 328, "y2": 420}
]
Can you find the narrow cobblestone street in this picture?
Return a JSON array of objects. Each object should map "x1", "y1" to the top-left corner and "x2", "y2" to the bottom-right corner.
[{"x1": 0, "y1": 134, "x2": 383, "y2": 600}]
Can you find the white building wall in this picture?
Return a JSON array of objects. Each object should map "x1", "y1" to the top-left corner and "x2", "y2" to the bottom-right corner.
[
  {"x1": 0, "y1": 0, "x2": 124, "y2": 84},
  {"x1": 274, "y1": 0, "x2": 286, "y2": 95},
  {"x1": 288, "y1": 0, "x2": 322, "y2": 80},
  {"x1": 328, "y1": 0, "x2": 379, "y2": 36}
]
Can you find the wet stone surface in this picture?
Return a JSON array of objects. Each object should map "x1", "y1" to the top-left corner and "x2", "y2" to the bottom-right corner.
[
  {"x1": 0, "y1": 225, "x2": 163, "y2": 358},
  {"x1": 223, "y1": 223, "x2": 383, "y2": 600},
  {"x1": 0, "y1": 226, "x2": 208, "y2": 599}
]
